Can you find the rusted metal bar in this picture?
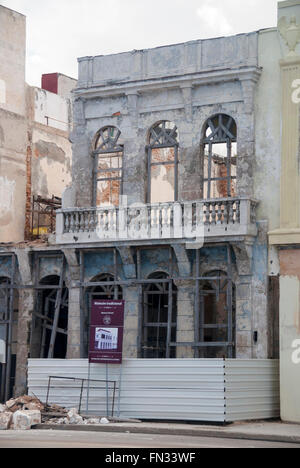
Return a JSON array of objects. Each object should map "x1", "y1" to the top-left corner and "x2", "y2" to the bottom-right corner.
[{"x1": 47, "y1": 257, "x2": 66, "y2": 358}]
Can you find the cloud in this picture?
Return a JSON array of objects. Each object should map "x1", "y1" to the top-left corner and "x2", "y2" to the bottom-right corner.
[
  {"x1": 196, "y1": 4, "x2": 233, "y2": 36},
  {"x1": 0, "y1": 0, "x2": 278, "y2": 87}
]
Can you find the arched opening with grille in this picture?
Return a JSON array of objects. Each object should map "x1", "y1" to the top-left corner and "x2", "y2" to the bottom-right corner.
[
  {"x1": 198, "y1": 270, "x2": 235, "y2": 358},
  {"x1": 147, "y1": 121, "x2": 179, "y2": 204},
  {"x1": 141, "y1": 272, "x2": 177, "y2": 359},
  {"x1": 201, "y1": 114, "x2": 237, "y2": 199},
  {"x1": 93, "y1": 126, "x2": 124, "y2": 207},
  {"x1": 31, "y1": 275, "x2": 69, "y2": 360},
  {"x1": 84, "y1": 274, "x2": 123, "y2": 357},
  {"x1": 0, "y1": 276, "x2": 17, "y2": 402}
]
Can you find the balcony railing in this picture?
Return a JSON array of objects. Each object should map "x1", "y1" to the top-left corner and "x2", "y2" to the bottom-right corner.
[{"x1": 56, "y1": 198, "x2": 258, "y2": 245}]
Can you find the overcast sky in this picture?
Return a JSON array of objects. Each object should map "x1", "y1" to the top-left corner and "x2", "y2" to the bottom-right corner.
[{"x1": 1, "y1": 0, "x2": 278, "y2": 87}]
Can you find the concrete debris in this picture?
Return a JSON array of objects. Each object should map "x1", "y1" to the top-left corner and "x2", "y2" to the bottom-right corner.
[
  {"x1": 0, "y1": 404, "x2": 6, "y2": 413},
  {"x1": 85, "y1": 418, "x2": 101, "y2": 425},
  {"x1": 4, "y1": 395, "x2": 44, "y2": 413},
  {"x1": 100, "y1": 417, "x2": 110, "y2": 425},
  {"x1": 67, "y1": 408, "x2": 83, "y2": 425},
  {"x1": 0, "y1": 412, "x2": 13, "y2": 430},
  {"x1": 1, "y1": 394, "x2": 113, "y2": 429},
  {"x1": 13, "y1": 410, "x2": 41, "y2": 431}
]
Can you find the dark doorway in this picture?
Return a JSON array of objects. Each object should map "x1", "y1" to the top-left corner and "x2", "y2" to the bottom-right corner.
[{"x1": 141, "y1": 272, "x2": 177, "y2": 359}]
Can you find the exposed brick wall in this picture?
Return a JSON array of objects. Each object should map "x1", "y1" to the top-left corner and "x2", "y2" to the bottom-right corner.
[{"x1": 24, "y1": 131, "x2": 32, "y2": 240}]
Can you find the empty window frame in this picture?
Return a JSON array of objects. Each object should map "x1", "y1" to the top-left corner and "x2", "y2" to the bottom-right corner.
[
  {"x1": 202, "y1": 114, "x2": 237, "y2": 199},
  {"x1": 147, "y1": 121, "x2": 179, "y2": 204},
  {"x1": 93, "y1": 126, "x2": 123, "y2": 207},
  {"x1": 141, "y1": 272, "x2": 177, "y2": 359}
]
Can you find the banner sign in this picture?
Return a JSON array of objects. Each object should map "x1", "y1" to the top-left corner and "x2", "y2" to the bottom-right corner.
[{"x1": 89, "y1": 300, "x2": 125, "y2": 364}]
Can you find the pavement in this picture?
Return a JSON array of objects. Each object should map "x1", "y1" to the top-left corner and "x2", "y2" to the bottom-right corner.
[
  {"x1": 0, "y1": 428, "x2": 298, "y2": 448},
  {"x1": 34, "y1": 420, "x2": 300, "y2": 445}
]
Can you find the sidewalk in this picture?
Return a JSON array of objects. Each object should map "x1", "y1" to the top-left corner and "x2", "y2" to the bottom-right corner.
[{"x1": 35, "y1": 420, "x2": 300, "y2": 445}]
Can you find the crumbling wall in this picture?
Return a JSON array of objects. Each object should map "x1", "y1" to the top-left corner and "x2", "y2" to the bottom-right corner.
[{"x1": 0, "y1": 6, "x2": 27, "y2": 243}]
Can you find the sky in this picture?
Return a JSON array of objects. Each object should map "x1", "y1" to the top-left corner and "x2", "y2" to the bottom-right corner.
[{"x1": 1, "y1": 0, "x2": 279, "y2": 87}]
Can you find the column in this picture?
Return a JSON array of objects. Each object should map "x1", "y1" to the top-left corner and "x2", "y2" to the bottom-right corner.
[
  {"x1": 15, "y1": 288, "x2": 35, "y2": 396},
  {"x1": 174, "y1": 279, "x2": 195, "y2": 358},
  {"x1": 122, "y1": 285, "x2": 140, "y2": 358},
  {"x1": 66, "y1": 284, "x2": 81, "y2": 359},
  {"x1": 15, "y1": 249, "x2": 33, "y2": 396}
]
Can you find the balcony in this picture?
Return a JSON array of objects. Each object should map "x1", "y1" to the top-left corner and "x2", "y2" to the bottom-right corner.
[{"x1": 56, "y1": 198, "x2": 258, "y2": 247}]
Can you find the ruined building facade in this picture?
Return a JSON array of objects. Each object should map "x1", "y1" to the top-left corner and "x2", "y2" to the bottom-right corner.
[{"x1": 1, "y1": 1, "x2": 300, "y2": 424}]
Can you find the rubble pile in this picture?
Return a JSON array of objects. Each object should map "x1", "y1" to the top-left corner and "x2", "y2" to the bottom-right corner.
[
  {"x1": 0, "y1": 396, "x2": 45, "y2": 430},
  {"x1": 0, "y1": 395, "x2": 110, "y2": 429}
]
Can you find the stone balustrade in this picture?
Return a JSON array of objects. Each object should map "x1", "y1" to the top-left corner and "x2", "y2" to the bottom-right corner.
[{"x1": 56, "y1": 198, "x2": 258, "y2": 246}]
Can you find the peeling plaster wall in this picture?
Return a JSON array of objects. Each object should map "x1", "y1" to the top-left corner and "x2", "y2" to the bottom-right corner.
[
  {"x1": 31, "y1": 130, "x2": 72, "y2": 200},
  {"x1": 0, "y1": 6, "x2": 26, "y2": 116},
  {"x1": 0, "y1": 6, "x2": 74, "y2": 243},
  {"x1": 0, "y1": 6, "x2": 27, "y2": 243},
  {"x1": 33, "y1": 87, "x2": 70, "y2": 132}
]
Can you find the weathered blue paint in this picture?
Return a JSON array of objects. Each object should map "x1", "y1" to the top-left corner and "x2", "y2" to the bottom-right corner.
[
  {"x1": 39, "y1": 256, "x2": 64, "y2": 282},
  {"x1": 140, "y1": 248, "x2": 172, "y2": 279},
  {"x1": 252, "y1": 242, "x2": 268, "y2": 284},
  {"x1": 0, "y1": 255, "x2": 13, "y2": 279},
  {"x1": 84, "y1": 251, "x2": 126, "y2": 282}
]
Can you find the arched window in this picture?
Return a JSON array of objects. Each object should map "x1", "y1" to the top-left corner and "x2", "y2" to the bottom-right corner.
[
  {"x1": 147, "y1": 121, "x2": 179, "y2": 203},
  {"x1": 141, "y1": 272, "x2": 177, "y2": 358},
  {"x1": 88, "y1": 273, "x2": 123, "y2": 301},
  {"x1": 201, "y1": 114, "x2": 237, "y2": 199},
  {"x1": 93, "y1": 126, "x2": 123, "y2": 207}
]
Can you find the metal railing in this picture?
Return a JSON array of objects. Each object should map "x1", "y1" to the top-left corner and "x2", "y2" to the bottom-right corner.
[{"x1": 45, "y1": 375, "x2": 117, "y2": 416}]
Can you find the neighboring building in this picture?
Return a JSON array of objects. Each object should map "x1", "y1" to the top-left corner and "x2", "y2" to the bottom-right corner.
[
  {"x1": 0, "y1": 5, "x2": 75, "y2": 400},
  {"x1": 0, "y1": 6, "x2": 75, "y2": 244},
  {"x1": 0, "y1": 0, "x2": 299, "y2": 425},
  {"x1": 268, "y1": 0, "x2": 300, "y2": 424}
]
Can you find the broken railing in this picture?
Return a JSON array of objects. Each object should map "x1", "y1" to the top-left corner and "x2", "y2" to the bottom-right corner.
[
  {"x1": 45, "y1": 376, "x2": 117, "y2": 417},
  {"x1": 56, "y1": 198, "x2": 258, "y2": 243}
]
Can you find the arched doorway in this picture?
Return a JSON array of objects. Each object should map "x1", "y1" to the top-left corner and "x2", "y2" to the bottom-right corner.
[
  {"x1": 141, "y1": 272, "x2": 177, "y2": 359},
  {"x1": 31, "y1": 275, "x2": 69, "y2": 359},
  {"x1": 198, "y1": 270, "x2": 235, "y2": 358},
  {"x1": 84, "y1": 274, "x2": 123, "y2": 357},
  {"x1": 0, "y1": 276, "x2": 18, "y2": 402}
]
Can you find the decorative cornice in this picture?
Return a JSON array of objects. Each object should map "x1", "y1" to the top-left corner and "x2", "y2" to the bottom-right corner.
[{"x1": 74, "y1": 66, "x2": 262, "y2": 101}]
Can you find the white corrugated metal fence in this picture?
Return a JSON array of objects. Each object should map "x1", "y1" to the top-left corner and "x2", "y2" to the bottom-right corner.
[{"x1": 28, "y1": 359, "x2": 280, "y2": 423}]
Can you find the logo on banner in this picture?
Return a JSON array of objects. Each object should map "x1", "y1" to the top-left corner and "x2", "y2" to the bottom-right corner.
[
  {"x1": 103, "y1": 316, "x2": 112, "y2": 325},
  {"x1": 89, "y1": 300, "x2": 125, "y2": 365}
]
